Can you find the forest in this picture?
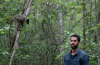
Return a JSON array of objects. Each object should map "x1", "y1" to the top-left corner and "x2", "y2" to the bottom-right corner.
[{"x1": 0, "y1": 0, "x2": 100, "y2": 65}]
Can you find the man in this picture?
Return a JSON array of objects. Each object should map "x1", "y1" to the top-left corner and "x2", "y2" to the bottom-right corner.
[{"x1": 64, "y1": 34, "x2": 90, "y2": 65}]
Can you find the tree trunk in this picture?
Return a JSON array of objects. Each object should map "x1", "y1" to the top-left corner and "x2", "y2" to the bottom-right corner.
[
  {"x1": 94, "y1": 0, "x2": 98, "y2": 43},
  {"x1": 24, "y1": 0, "x2": 33, "y2": 16},
  {"x1": 22, "y1": 0, "x2": 26, "y2": 15},
  {"x1": 58, "y1": 12, "x2": 63, "y2": 64},
  {"x1": 9, "y1": 31, "x2": 20, "y2": 65},
  {"x1": 83, "y1": 0, "x2": 86, "y2": 50},
  {"x1": 97, "y1": 11, "x2": 100, "y2": 65}
]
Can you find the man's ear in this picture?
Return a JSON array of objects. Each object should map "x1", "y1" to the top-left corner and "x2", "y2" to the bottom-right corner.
[{"x1": 78, "y1": 42, "x2": 80, "y2": 45}]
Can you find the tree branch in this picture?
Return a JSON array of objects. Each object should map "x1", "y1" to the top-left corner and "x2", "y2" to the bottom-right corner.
[
  {"x1": 24, "y1": 0, "x2": 33, "y2": 16},
  {"x1": 62, "y1": 3, "x2": 100, "y2": 43},
  {"x1": 70, "y1": 3, "x2": 100, "y2": 32}
]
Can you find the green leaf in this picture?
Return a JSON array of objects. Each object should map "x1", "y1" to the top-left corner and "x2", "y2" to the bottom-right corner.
[
  {"x1": 2, "y1": 51, "x2": 9, "y2": 55},
  {"x1": 0, "y1": 29, "x2": 3, "y2": 31},
  {"x1": 5, "y1": 26, "x2": 10, "y2": 30},
  {"x1": 29, "y1": 14, "x2": 33, "y2": 18},
  {"x1": 19, "y1": 0, "x2": 23, "y2": 3},
  {"x1": 1, "y1": 32, "x2": 4, "y2": 34},
  {"x1": 48, "y1": 15, "x2": 51, "y2": 19}
]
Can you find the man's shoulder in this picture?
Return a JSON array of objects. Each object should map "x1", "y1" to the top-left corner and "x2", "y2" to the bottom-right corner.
[
  {"x1": 64, "y1": 51, "x2": 70, "y2": 60},
  {"x1": 79, "y1": 49, "x2": 89, "y2": 56},
  {"x1": 64, "y1": 51, "x2": 70, "y2": 57},
  {"x1": 79, "y1": 49, "x2": 89, "y2": 63}
]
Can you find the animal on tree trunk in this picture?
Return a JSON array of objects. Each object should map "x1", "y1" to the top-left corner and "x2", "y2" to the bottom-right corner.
[
  {"x1": 9, "y1": 15, "x2": 29, "y2": 50},
  {"x1": 10, "y1": 15, "x2": 29, "y2": 31}
]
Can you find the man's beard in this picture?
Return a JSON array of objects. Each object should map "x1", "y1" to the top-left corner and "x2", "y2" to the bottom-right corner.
[{"x1": 71, "y1": 43, "x2": 78, "y2": 49}]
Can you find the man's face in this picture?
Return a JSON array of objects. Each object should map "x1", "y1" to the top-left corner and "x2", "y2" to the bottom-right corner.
[{"x1": 70, "y1": 37, "x2": 80, "y2": 49}]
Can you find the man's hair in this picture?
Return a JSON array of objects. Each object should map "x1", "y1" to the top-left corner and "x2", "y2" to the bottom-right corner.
[{"x1": 71, "y1": 34, "x2": 80, "y2": 42}]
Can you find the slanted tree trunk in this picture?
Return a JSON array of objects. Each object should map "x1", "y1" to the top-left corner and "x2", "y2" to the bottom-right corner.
[
  {"x1": 9, "y1": 0, "x2": 33, "y2": 65},
  {"x1": 24, "y1": 0, "x2": 33, "y2": 16},
  {"x1": 22, "y1": 0, "x2": 26, "y2": 15},
  {"x1": 9, "y1": 31, "x2": 20, "y2": 65}
]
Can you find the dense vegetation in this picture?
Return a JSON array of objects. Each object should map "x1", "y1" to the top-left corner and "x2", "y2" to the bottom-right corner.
[{"x1": 0, "y1": 0, "x2": 100, "y2": 65}]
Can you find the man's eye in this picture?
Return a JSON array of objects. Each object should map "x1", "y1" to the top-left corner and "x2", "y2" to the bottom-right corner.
[{"x1": 74, "y1": 40, "x2": 77, "y2": 42}]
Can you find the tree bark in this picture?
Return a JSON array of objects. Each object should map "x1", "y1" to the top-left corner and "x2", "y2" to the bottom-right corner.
[
  {"x1": 24, "y1": 0, "x2": 33, "y2": 16},
  {"x1": 10, "y1": 31, "x2": 17, "y2": 51},
  {"x1": 9, "y1": 31, "x2": 20, "y2": 65},
  {"x1": 94, "y1": 0, "x2": 97, "y2": 43},
  {"x1": 22, "y1": 0, "x2": 26, "y2": 15},
  {"x1": 83, "y1": 0, "x2": 86, "y2": 50},
  {"x1": 58, "y1": 12, "x2": 63, "y2": 64}
]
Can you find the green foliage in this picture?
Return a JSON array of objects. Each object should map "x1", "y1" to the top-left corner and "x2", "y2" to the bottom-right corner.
[
  {"x1": 0, "y1": 0, "x2": 100, "y2": 65},
  {"x1": 5, "y1": 0, "x2": 10, "y2": 2}
]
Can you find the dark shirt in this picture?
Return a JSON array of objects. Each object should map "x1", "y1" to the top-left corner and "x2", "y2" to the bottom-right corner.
[{"x1": 64, "y1": 48, "x2": 90, "y2": 65}]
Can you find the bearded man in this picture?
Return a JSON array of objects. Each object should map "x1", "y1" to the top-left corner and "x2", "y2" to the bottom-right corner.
[{"x1": 64, "y1": 34, "x2": 90, "y2": 65}]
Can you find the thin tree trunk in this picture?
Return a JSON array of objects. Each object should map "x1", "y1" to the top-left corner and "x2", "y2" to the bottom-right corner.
[
  {"x1": 10, "y1": 31, "x2": 17, "y2": 51},
  {"x1": 22, "y1": 0, "x2": 26, "y2": 15},
  {"x1": 24, "y1": 0, "x2": 33, "y2": 16},
  {"x1": 97, "y1": 11, "x2": 100, "y2": 65},
  {"x1": 83, "y1": 0, "x2": 86, "y2": 50},
  {"x1": 58, "y1": 12, "x2": 63, "y2": 64},
  {"x1": 9, "y1": 31, "x2": 20, "y2": 65},
  {"x1": 94, "y1": 0, "x2": 98, "y2": 42},
  {"x1": 58, "y1": 12, "x2": 63, "y2": 35}
]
